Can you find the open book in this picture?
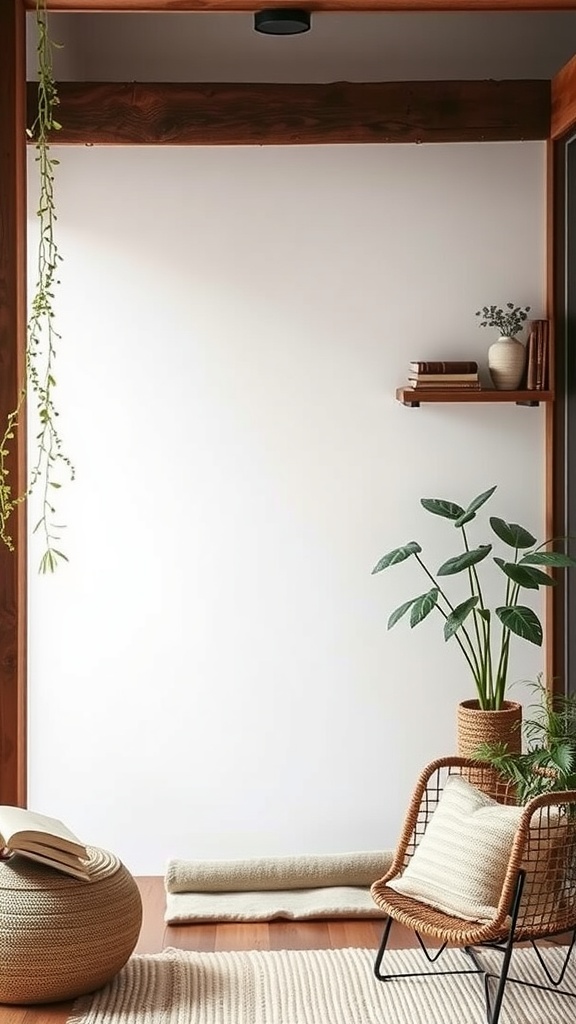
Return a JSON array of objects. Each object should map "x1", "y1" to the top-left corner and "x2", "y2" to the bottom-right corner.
[{"x1": 0, "y1": 805, "x2": 91, "y2": 881}]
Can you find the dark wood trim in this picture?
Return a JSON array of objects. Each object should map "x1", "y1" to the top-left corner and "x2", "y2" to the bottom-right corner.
[
  {"x1": 560, "y1": 133, "x2": 576, "y2": 697},
  {"x1": 26, "y1": 80, "x2": 551, "y2": 147},
  {"x1": 0, "y1": 0, "x2": 27, "y2": 806},
  {"x1": 552, "y1": 53, "x2": 576, "y2": 139},
  {"x1": 547, "y1": 137, "x2": 565, "y2": 694},
  {"x1": 22, "y1": 1, "x2": 576, "y2": 12},
  {"x1": 550, "y1": 50, "x2": 576, "y2": 695}
]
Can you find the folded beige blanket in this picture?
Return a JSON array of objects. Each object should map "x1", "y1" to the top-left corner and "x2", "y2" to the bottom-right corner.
[
  {"x1": 165, "y1": 850, "x2": 392, "y2": 895},
  {"x1": 165, "y1": 885, "x2": 388, "y2": 924}
]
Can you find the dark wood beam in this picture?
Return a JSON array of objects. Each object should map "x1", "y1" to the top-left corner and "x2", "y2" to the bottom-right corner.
[
  {"x1": 552, "y1": 52, "x2": 576, "y2": 138},
  {"x1": 23, "y1": 1, "x2": 576, "y2": 12},
  {"x1": 26, "y1": 80, "x2": 550, "y2": 146},
  {"x1": 0, "y1": 0, "x2": 27, "y2": 807}
]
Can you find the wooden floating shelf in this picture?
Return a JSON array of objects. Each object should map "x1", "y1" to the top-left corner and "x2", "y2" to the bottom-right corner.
[{"x1": 396, "y1": 387, "x2": 554, "y2": 408}]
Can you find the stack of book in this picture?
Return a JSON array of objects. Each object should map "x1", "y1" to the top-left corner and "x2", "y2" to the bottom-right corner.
[
  {"x1": 525, "y1": 320, "x2": 549, "y2": 390},
  {"x1": 407, "y1": 360, "x2": 481, "y2": 391}
]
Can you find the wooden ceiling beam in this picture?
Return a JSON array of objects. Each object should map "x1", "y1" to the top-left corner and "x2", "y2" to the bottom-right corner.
[
  {"x1": 22, "y1": 1, "x2": 576, "y2": 12},
  {"x1": 26, "y1": 80, "x2": 550, "y2": 145}
]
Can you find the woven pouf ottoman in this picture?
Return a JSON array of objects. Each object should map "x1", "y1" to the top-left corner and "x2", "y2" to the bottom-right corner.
[{"x1": 0, "y1": 846, "x2": 143, "y2": 1004}]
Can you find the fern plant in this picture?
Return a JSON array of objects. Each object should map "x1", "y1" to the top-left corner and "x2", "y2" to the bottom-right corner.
[
  {"x1": 474, "y1": 680, "x2": 576, "y2": 802},
  {"x1": 372, "y1": 485, "x2": 576, "y2": 711}
]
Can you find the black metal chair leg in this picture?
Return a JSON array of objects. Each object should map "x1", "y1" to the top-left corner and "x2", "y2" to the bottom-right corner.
[
  {"x1": 487, "y1": 871, "x2": 525, "y2": 1024},
  {"x1": 373, "y1": 916, "x2": 394, "y2": 980}
]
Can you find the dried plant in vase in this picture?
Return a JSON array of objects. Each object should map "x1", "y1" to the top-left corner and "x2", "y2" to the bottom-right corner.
[{"x1": 476, "y1": 302, "x2": 531, "y2": 391}]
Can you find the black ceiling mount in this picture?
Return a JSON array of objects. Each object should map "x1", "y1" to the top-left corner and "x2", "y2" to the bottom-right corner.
[{"x1": 254, "y1": 9, "x2": 311, "y2": 35}]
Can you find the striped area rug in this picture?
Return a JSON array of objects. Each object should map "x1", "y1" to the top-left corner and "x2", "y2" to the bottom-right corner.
[{"x1": 69, "y1": 945, "x2": 575, "y2": 1024}]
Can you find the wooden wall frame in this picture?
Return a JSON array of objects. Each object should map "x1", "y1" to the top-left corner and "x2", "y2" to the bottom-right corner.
[
  {"x1": 0, "y1": 0, "x2": 27, "y2": 807},
  {"x1": 2, "y1": 1, "x2": 576, "y2": 807}
]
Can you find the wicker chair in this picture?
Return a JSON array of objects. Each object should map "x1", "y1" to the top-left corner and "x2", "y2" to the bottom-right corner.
[{"x1": 371, "y1": 757, "x2": 576, "y2": 1024}]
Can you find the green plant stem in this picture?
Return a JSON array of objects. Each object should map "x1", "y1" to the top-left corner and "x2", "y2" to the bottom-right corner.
[
  {"x1": 462, "y1": 526, "x2": 493, "y2": 707},
  {"x1": 494, "y1": 553, "x2": 521, "y2": 707},
  {"x1": 0, "y1": 395, "x2": 26, "y2": 551},
  {"x1": 414, "y1": 552, "x2": 484, "y2": 687}
]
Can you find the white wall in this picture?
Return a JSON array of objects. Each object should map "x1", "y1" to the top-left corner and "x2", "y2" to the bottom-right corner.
[{"x1": 26, "y1": 141, "x2": 547, "y2": 875}]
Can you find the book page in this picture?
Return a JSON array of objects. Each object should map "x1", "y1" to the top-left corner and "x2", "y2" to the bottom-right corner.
[
  {"x1": 10, "y1": 850, "x2": 91, "y2": 882},
  {"x1": 0, "y1": 805, "x2": 87, "y2": 857}
]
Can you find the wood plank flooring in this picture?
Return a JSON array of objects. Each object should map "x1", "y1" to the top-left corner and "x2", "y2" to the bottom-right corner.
[{"x1": 0, "y1": 876, "x2": 415, "y2": 1024}]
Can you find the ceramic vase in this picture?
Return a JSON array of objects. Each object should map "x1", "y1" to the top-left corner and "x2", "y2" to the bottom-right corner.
[{"x1": 488, "y1": 335, "x2": 526, "y2": 390}]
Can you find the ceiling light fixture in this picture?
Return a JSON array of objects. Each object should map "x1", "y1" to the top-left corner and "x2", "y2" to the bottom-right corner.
[{"x1": 254, "y1": 9, "x2": 311, "y2": 35}]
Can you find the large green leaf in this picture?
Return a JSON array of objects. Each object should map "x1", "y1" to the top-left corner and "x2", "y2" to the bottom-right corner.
[
  {"x1": 437, "y1": 545, "x2": 491, "y2": 576},
  {"x1": 520, "y1": 551, "x2": 576, "y2": 568},
  {"x1": 496, "y1": 605, "x2": 543, "y2": 645},
  {"x1": 371, "y1": 541, "x2": 421, "y2": 574},
  {"x1": 489, "y1": 517, "x2": 537, "y2": 549},
  {"x1": 409, "y1": 588, "x2": 439, "y2": 627},
  {"x1": 444, "y1": 596, "x2": 479, "y2": 640},
  {"x1": 387, "y1": 597, "x2": 418, "y2": 630},
  {"x1": 493, "y1": 558, "x2": 555, "y2": 590},
  {"x1": 420, "y1": 498, "x2": 465, "y2": 521},
  {"x1": 454, "y1": 486, "x2": 497, "y2": 528}
]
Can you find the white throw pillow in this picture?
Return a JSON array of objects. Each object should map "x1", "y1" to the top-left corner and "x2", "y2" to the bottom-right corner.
[{"x1": 388, "y1": 774, "x2": 523, "y2": 921}]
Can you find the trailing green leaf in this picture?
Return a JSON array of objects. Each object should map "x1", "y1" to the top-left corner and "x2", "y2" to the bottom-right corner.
[{"x1": 0, "y1": 0, "x2": 74, "y2": 571}]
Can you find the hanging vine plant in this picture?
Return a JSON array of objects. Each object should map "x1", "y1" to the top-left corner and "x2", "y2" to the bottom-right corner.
[{"x1": 0, "y1": 0, "x2": 73, "y2": 572}]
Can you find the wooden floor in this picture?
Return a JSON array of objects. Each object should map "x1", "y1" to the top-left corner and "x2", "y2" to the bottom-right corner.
[{"x1": 0, "y1": 876, "x2": 416, "y2": 1024}]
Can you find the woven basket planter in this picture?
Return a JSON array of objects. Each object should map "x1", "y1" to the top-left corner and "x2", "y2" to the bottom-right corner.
[
  {"x1": 457, "y1": 700, "x2": 522, "y2": 799},
  {"x1": 457, "y1": 699, "x2": 523, "y2": 758},
  {"x1": 0, "y1": 846, "x2": 142, "y2": 1005}
]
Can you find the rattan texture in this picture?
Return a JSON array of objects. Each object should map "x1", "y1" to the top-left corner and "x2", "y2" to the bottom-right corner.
[
  {"x1": 457, "y1": 700, "x2": 522, "y2": 758},
  {"x1": 0, "y1": 846, "x2": 142, "y2": 1005},
  {"x1": 371, "y1": 757, "x2": 576, "y2": 945}
]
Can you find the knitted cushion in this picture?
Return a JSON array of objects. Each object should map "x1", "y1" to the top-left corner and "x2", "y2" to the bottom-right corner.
[
  {"x1": 387, "y1": 775, "x2": 522, "y2": 921},
  {"x1": 0, "y1": 846, "x2": 142, "y2": 1004}
]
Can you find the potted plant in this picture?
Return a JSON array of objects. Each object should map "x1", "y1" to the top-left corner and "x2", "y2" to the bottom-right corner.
[
  {"x1": 474, "y1": 678, "x2": 576, "y2": 802},
  {"x1": 473, "y1": 680, "x2": 576, "y2": 929},
  {"x1": 475, "y1": 301, "x2": 531, "y2": 391},
  {"x1": 371, "y1": 485, "x2": 576, "y2": 755}
]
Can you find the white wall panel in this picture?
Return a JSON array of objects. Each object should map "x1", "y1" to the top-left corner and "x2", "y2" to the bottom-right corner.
[{"x1": 27, "y1": 142, "x2": 546, "y2": 873}]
